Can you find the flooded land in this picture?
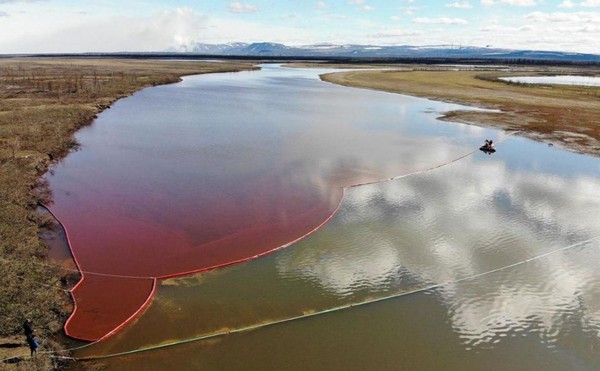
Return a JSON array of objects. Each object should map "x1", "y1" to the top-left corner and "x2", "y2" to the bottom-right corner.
[{"x1": 37, "y1": 65, "x2": 600, "y2": 370}]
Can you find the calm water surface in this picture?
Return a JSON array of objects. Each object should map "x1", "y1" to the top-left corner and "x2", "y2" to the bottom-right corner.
[
  {"x1": 48, "y1": 64, "x2": 485, "y2": 340},
  {"x1": 500, "y1": 75, "x2": 600, "y2": 86},
  {"x1": 46, "y1": 65, "x2": 600, "y2": 369}
]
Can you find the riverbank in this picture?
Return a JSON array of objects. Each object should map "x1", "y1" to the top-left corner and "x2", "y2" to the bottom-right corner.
[
  {"x1": 0, "y1": 58, "x2": 257, "y2": 369},
  {"x1": 319, "y1": 66, "x2": 600, "y2": 157}
]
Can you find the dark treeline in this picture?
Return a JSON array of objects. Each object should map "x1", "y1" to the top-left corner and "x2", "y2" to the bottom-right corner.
[{"x1": 3, "y1": 53, "x2": 600, "y2": 67}]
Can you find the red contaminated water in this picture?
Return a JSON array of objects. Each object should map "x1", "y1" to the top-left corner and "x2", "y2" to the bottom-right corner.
[
  {"x1": 51, "y1": 177, "x2": 342, "y2": 341},
  {"x1": 46, "y1": 66, "x2": 470, "y2": 341}
]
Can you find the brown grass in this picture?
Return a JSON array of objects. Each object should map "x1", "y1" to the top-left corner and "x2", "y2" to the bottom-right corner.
[
  {"x1": 320, "y1": 67, "x2": 600, "y2": 156},
  {"x1": 0, "y1": 58, "x2": 257, "y2": 370}
]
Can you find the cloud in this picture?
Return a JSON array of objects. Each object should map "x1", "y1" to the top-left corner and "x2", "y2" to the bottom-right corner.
[
  {"x1": 316, "y1": 1, "x2": 327, "y2": 9},
  {"x1": 482, "y1": 0, "x2": 538, "y2": 5},
  {"x1": 558, "y1": 0, "x2": 576, "y2": 7},
  {"x1": 400, "y1": 5, "x2": 420, "y2": 15},
  {"x1": 374, "y1": 28, "x2": 422, "y2": 37},
  {"x1": 228, "y1": 2, "x2": 258, "y2": 14},
  {"x1": 348, "y1": 0, "x2": 373, "y2": 11},
  {"x1": 500, "y1": 0, "x2": 538, "y2": 5},
  {"x1": 581, "y1": 0, "x2": 600, "y2": 7},
  {"x1": 446, "y1": 1, "x2": 473, "y2": 8},
  {"x1": 0, "y1": 7, "x2": 322, "y2": 53},
  {"x1": 525, "y1": 11, "x2": 600, "y2": 23},
  {"x1": 555, "y1": 24, "x2": 600, "y2": 32},
  {"x1": 413, "y1": 17, "x2": 468, "y2": 24},
  {"x1": 471, "y1": 10, "x2": 599, "y2": 52},
  {"x1": 0, "y1": 11, "x2": 8, "y2": 17},
  {"x1": 518, "y1": 24, "x2": 535, "y2": 31}
]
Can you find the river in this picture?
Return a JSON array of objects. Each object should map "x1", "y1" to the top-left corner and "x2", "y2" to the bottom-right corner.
[{"x1": 45, "y1": 65, "x2": 600, "y2": 370}]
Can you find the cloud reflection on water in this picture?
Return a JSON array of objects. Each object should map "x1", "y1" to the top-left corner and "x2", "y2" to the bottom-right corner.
[{"x1": 277, "y1": 151, "x2": 600, "y2": 346}]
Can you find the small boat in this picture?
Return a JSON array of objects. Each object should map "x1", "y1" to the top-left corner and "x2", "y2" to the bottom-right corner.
[
  {"x1": 480, "y1": 139, "x2": 496, "y2": 154},
  {"x1": 479, "y1": 145, "x2": 496, "y2": 154}
]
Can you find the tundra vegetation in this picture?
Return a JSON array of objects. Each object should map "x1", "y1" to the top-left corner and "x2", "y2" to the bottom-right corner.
[{"x1": 0, "y1": 58, "x2": 256, "y2": 370}]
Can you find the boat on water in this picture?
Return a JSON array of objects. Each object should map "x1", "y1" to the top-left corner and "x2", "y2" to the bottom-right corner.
[{"x1": 480, "y1": 139, "x2": 496, "y2": 154}]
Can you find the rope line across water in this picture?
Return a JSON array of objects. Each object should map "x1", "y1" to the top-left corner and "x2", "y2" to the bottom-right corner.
[
  {"x1": 29, "y1": 130, "x2": 522, "y2": 282},
  {"x1": 74, "y1": 235, "x2": 599, "y2": 361},
  {"x1": 1, "y1": 131, "x2": 522, "y2": 364}
]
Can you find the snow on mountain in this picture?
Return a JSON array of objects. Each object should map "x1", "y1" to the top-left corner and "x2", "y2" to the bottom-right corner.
[{"x1": 177, "y1": 42, "x2": 600, "y2": 62}]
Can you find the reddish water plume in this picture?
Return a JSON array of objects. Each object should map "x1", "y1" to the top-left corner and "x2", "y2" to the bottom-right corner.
[
  {"x1": 50, "y1": 174, "x2": 342, "y2": 340},
  {"x1": 47, "y1": 65, "x2": 477, "y2": 341}
]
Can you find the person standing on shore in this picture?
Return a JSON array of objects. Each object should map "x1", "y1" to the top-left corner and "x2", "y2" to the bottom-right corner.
[
  {"x1": 23, "y1": 319, "x2": 39, "y2": 356},
  {"x1": 23, "y1": 319, "x2": 33, "y2": 338}
]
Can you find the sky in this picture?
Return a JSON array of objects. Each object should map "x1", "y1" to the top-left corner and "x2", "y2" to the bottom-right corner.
[{"x1": 0, "y1": 0, "x2": 599, "y2": 54}]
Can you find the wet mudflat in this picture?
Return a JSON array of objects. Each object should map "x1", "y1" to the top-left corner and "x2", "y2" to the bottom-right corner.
[{"x1": 46, "y1": 65, "x2": 600, "y2": 369}]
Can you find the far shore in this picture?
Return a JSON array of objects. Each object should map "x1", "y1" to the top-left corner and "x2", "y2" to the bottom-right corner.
[{"x1": 314, "y1": 64, "x2": 600, "y2": 157}]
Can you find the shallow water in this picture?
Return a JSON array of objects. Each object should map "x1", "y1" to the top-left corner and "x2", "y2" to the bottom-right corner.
[
  {"x1": 500, "y1": 75, "x2": 600, "y2": 87},
  {"x1": 45, "y1": 65, "x2": 600, "y2": 369}
]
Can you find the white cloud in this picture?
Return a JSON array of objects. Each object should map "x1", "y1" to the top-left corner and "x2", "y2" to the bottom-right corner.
[
  {"x1": 578, "y1": 24, "x2": 600, "y2": 31},
  {"x1": 501, "y1": 0, "x2": 538, "y2": 5},
  {"x1": 581, "y1": 0, "x2": 600, "y2": 7},
  {"x1": 525, "y1": 11, "x2": 600, "y2": 23},
  {"x1": 518, "y1": 24, "x2": 535, "y2": 31},
  {"x1": 348, "y1": 0, "x2": 373, "y2": 11},
  {"x1": 482, "y1": 0, "x2": 538, "y2": 5},
  {"x1": 228, "y1": 2, "x2": 258, "y2": 14},
  {"x1": 556, "y1": 24, "x2": 600, "y2": 32},
  {"x1": 316, "y1": 1, "x2": 327, "y2": 9},
  {"x1": 0, "y1": 11, "x2": 8, "y2": 17},
  {"x1": 469, "y1": 11, "x2": 600, "y2": 53},
  {"x1": 374, "y1": 28, "x2": 422, "y2": 37},
  {"x1": 446, "y1": 1, "x2": 473, "y2": 8},
  {"x1": 414, "y1": 17, "x2": 468, "y2": 24},
  {"x1": 0, "y1": 7, "x2": 325, "y2": 53},
  {"x1": 558, "y1": 0, "x2": 576, "y2": 8},
  {"x1": 390, "y1": 15, "x2": 401, "y2": 21}
]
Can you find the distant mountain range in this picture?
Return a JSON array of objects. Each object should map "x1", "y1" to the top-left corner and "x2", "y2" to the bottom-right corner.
[{"x1": 164, "y1": 42, "x2": 600, "y2": 62}]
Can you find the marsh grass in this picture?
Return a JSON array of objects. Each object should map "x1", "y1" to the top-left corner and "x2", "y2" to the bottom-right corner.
[{"x1": 0, "y1": 58, "x2": 256, "y2": 369}]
